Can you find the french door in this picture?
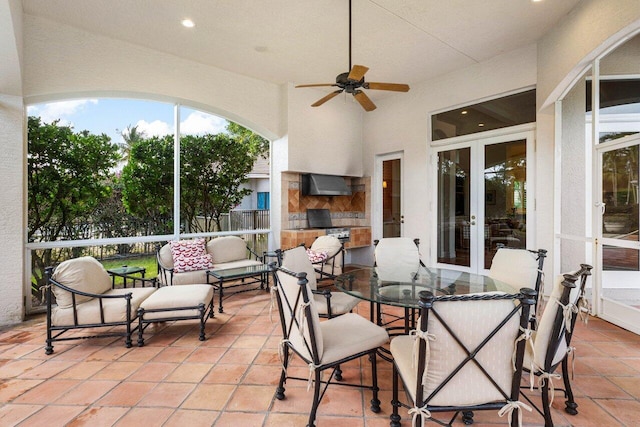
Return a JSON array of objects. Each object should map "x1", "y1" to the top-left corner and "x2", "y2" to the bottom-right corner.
[
  {"x1": 595, "y1": 133, "x2": 640, "y2": 333},
  {"x1": 434, "y1": 130, "x2": 535, "y2": 273},
  {"x1": 375, "y1": 152, "x2": 404, "y2": 240}
]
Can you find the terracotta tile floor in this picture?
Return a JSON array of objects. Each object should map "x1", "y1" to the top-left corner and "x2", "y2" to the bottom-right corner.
[{"x1": 1, "y1": 288, "x2": 640, "y2": 426}]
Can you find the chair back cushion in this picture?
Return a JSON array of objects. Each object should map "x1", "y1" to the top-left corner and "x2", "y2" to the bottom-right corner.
[
  {"x1": 489, "y1": 248, "x2": 538, "y2": 290},
  {"x1": 375, "y1": 238, "x2": 421, "y2": 282},
  {"x1": 310, "y1": 236, "x2": 343, "y2": 267},
  {"x1": 158, "y1": 243, "x2": 174, "y2": 269},
  {"x1": 207, "y1": 236, "x2": 247, "y2": 264},
  {"x1": 532, "y1": 273, "x2": 576, "y2": 369},
  {"x1": 276, "y1": 269, "x2": 323, "y2": 361},
  {"x1": 282, "y1": 246, "x2": 318, "y2": 290},
  {"x1": 424, "y1": 296, "x2": 520, "y2": 406},
  {"x1": 170, "y1": 238, "x2": 213, "y2": 273},
  {"x1": 52, "y1": 257, "x2": 112, "y2": 308}
]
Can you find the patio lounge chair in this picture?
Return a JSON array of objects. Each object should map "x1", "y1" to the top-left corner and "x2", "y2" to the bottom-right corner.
[{"x1": 44, "y1": 256, "x2": 157, "y2": 354}]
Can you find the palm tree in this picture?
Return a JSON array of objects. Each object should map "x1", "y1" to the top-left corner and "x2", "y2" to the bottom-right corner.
[{"x1": 118, "y1": 124, "x2": 146, "y2": 162}]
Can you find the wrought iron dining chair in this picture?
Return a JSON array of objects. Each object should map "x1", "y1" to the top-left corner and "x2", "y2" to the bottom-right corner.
[
  {"x1": 277, "y1": 245, "x2": 361, "y2": 319},
  {"x1": 373, "y1": 237, "x2": 426, "y2": 331},
  {"x1": 271, "y1": 265, "x2": 389, "y2": 427},
  {"x1": 489, "y1": 248, "x2": 547, "y2": 328},
  {"x1": 306, "y1": 235, "x2": 345, "y2": 282},
  {"x1": 390, "y1": 287, "x2": 537, "y2": 427},
  {"x1": 520, "y1": 264, "x2": 592, "y2": 427}
]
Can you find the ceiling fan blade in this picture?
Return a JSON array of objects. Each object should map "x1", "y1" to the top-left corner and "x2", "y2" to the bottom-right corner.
[
  {"x1": 364, "y1": 82, "x2": 410, "y2": 92},
  {"x1": 348, "y1": 64, "x2": 369, "y2": 81},
  {"x1": 311, "y1": 90, "x2": 343, "y2": 107},
  {"x1": 295, "y1": 83, "x2": 337, "y2": 88},
  {"x1": 353, "y1": 90, "x2": 376, "y2": 112}
]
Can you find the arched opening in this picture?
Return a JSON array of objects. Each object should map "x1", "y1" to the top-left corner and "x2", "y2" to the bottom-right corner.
[{"x1": 26, "y1": 97, "x2": 271, "y2": 314}]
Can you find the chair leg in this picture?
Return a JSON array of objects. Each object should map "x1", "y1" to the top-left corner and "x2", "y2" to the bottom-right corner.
[
  {"x1": 335, "y1": 364, "x2": 343, "y2": 381},
  {"x1": 370, "y1": 351, "x2": 381, "y2": 413},
  {"x1": 275, "y1": 345, "x2": 289, "y2": 400},
  {"x1": 307, "y1": 369, "x2": 322, "y2": 427},
  {"x1": 540, "y1": 377, "x2": 554, "y2": 427},
  {"x1": 562, "y1": 357, "x2": 578, "y2": 415},
  {"x1": 390, "y1": 364, "x2": 401, "y2": 427}
]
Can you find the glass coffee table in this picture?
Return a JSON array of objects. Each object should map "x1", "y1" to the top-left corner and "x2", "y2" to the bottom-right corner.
[{"x1": 206, "y1": 264, "x2": 272, "y2": 313}]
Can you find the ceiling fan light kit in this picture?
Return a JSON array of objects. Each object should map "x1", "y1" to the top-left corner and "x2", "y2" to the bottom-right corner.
[{"x1": 295, "y1": 0, "x2": 409, "y2": 112}]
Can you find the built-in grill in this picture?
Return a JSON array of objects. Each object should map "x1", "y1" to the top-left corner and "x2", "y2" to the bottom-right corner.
[{"x1": 307, "y1": 209, "x2": 351, "y2": 243}]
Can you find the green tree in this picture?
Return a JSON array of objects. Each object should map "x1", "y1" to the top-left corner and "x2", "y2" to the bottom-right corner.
[
  {"x1": 28, "y1": 116, "x2": 120, "y2": 288},
  {"x1": 120, "y1": 135, "x2": 174, "y2": 234},
  {"x1": 118, "y1": 124, "x2": 146, "y2": 162},
  {"x1": 120, "y1": 124, "x2": 269, "y2": 234}
]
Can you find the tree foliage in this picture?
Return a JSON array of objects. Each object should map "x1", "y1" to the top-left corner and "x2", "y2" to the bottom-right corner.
[
  {"x1": 120, "y1": 135, "x2": 174, "y2": 234},
  {"x1": 28, "y1": 116, "x2": 120, "y2": 285},
  {"x1": 120, "y1": 123, "x2": 269, "y2": 233}
]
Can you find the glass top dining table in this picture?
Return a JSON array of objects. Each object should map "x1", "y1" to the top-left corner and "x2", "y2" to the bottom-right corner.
[{"x1": 334, "y1": 265, "x2": 519, "y2": 309}]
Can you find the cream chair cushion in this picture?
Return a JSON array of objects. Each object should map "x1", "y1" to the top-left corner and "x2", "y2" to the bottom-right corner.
[
  {"x1": 391, "y1": 296, "x2": 519, "y2": 407},
  {"x1": 524, "y1": 273, "x2": 578, "y2": 371},
  {"x1": 51, "y1": 287, "x2": 156, "y2": 326},
  {"x1": 139, "y1": 284, "x2": 213, "y2": 320},
  {"x1": 310, "y1": 235, "x2": 343, "y2": 273},
  {"x1": 52, "y1": 256, "x2": 112, "y2": 308},
  {"x1": 375, "y1": 238, "x2": 421, "y2": 282},
  {"x1": 320, "y1": 313, "x2": 389, "y2": 365},
  {"x1": 282, "y1": 246, "x2": 360, "y2": 316},
  {"x1": 489, "y1": 248, "x2": 538, "y2": 292},
  {"x1": 276, "y1": 269, "x2": 324, "y2": 361},
  {"x1": 208, "y1": 236, "x2": 248, "y2": 264}
]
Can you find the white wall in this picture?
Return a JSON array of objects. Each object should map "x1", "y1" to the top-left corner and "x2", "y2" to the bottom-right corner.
[
  {"x1": 537, "y1": 0, "x2": 640, "y2": 110},
  {"x1": 363, "y1": 45, "x2": 537, "y2": 263},
  {"x1": 286, "y1": 84, "x2": 363, "y2": 176},
  {"x1": 22, "y1": 15, "x2": 285, "y2": 141},
  {"x1": 0, "y1": 94, "x2": 25, "y2": 325}
]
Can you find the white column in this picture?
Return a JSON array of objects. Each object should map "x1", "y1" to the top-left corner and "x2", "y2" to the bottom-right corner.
[{"x1": 0, "y1": 94, "x2": 25, "y2": 324}]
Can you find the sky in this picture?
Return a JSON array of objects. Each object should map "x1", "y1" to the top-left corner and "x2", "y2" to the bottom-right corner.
[{"x1": 26, "y1": 98, "x2": 230, "y2": 145}]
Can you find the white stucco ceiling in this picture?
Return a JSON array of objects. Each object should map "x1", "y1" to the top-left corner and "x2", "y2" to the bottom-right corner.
[{"x1": 20, "y1": 0, "x2": 581, "y2": 91}]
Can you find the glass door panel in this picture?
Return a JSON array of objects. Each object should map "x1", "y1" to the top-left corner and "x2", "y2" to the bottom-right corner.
[
  {"x1": 435, "y1": 133, "x2": 532, "y2": 273},
  {"x1": 437, "y1": 148, "x2": 471, "y2": 267},
  {"x1": 382, "y1": 158, "x2": 402, "y2": 238},
  {"x1": 599, "y1": 139, "x2": 640, "y2": 332},
  {"x1": 484, "y1": 140, "x2": 527, "y2": 269}
]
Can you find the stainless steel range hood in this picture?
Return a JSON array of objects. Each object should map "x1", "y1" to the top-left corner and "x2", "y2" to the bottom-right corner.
[{"x1": 301, "y1": 174, "x2": 352, "y2": 196}]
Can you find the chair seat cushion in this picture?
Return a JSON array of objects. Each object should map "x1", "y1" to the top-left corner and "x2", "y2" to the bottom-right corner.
[
  {"x1": 313, "y1": 291, "x2": 361, "y2": 316},
  {"x1": 140, "y1": 284, "x2": 213, "y2": 320},
  {"x1": 319, "y1": 313, "x2": 389, "y2": 365},
  {"x1": 51, "y1": 287, "x2": 156, "y2": 326}
]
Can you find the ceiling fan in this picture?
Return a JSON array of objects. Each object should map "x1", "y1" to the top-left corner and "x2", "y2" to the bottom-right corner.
[{"x1": 295, "y1": 0, "x2": 410, "y2": 112}]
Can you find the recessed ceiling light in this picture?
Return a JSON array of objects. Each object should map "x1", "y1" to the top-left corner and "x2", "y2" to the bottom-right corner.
[
  {"x1": 461, "y1": 110, "x2": 468, "y2": 115},
  {"x1": 478, "y1": 123, "x2": 485, "y2": 127},
  {"x1": 181, "y1": 19, "x2": 195, "y2": 28}
]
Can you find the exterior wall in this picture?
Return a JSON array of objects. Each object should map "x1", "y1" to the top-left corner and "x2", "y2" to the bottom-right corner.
[
  {"x1": 362, "y1": 45, "x2": 537, "y2": 264},
  {"x1": 0, "y1": 94, "x2": 25, "y2": 324},
  {"x1": 286, "y1": 84, "x2": 363, "y2": 177}
]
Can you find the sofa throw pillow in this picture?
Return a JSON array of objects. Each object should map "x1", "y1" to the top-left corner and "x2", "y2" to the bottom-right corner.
[
  {"x1": 306, "y1": 248, "x2": 328, "y2": 264},
  {"x1": 170, "y1": 239, "x2": 214, "y2": 273}
]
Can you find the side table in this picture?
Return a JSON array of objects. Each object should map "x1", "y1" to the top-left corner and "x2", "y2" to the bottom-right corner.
[{"x1": 107, "y1": 265, "x2": 146, "y2": 288}]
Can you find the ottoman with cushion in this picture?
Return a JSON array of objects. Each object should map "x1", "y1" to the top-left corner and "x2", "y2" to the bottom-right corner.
[{"x1": 137, "y1": 284, "x2": 215, "y2": 346}]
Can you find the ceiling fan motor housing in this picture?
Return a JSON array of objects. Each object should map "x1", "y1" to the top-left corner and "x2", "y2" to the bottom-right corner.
[{"x1": 336, "y1": 72, "x2": 364, "y2": 94}]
